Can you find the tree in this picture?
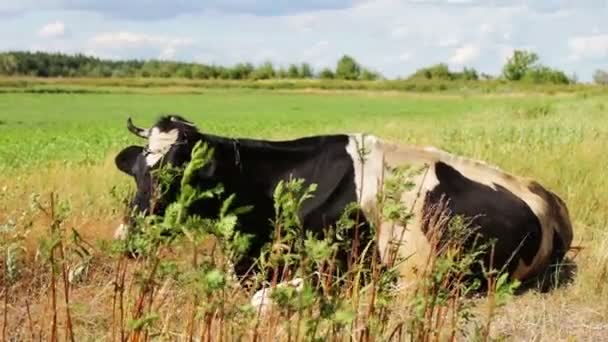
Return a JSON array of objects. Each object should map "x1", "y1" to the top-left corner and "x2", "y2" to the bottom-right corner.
[
  {"x1": 230, "y1": 63, "x2": 254, "y2": 79},
  {"x1": 176, "y1": 66, "x2": 193, "y2": 79},
  {"x1": 502, "y1": 50, "x2": 539, "y2": 81},
  {"x1": 461, "y1": 67, "x2": 479, "y2": 81},
  {"x1": 300, "y1": 63, "x2": 313, "y2": 78},
  {"x1": 593, "y1": 69, "x2": 608, "y2": 85},
  {"x1": 276, "y1": 67, "x2": 288, "y2": 79},
  {"x1": 318, "y1": 68, "x2": 335, "y2": 79},
  {"x1": 287, "y1": 64, "x2": 300, "y2": 78},
  {"x1": 250, "y1": 61, "x2": 276, "y2": 80},
  {"x1": 191, "y1": 65, "x2": 208, "y2": 79},
  {"x1": 0, "y1": 54, "x2": 18, "y2": 75},
  {"x1": 335, "y1": 55, "x2": 360, "y2": 80}
]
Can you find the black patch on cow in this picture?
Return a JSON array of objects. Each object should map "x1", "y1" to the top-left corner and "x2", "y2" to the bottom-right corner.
[
  {"x1": 424, "y1": 161, "x2": 543, "y2": 276},
  {"x1": 115, "y1": 145, "x2": 144, "y2": 176}
]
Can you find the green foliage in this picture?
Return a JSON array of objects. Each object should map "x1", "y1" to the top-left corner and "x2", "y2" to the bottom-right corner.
[
  {"x1": 335, "y1": 55, "x2": 361, "y2": 80},
  {"x1": 287, "y1": 64, "x2": 300, "y2": 78},
  {"x1": 318, "y1": 68, "x2": 335, "y2": 79},
  {"x1": 523, "y1": 66, "x2": 571, "y2": 84},
  {"x1": 250, "y1": 61, "x2": 276, "y2": 80},
  {"x1": 0, "y1": 52, "x2": 312, "y2": 81},
  {"x1": 410, "y1": 65, "x2": 479, "y2": 81},
  {"x1": 502, "y1": 50, "x2": 539, "y2": 81},
  {"x1": 300, "y1": 63, "x2": 314, "y2": 78},
  {"x1": 461, "y1": 67, "x2": 479, "y2": 81},
  {"x1": 360, "y1": 68, "x2": 381, "y2": 81},
  {"x1": 0, "y1": 53, "x2": 18, "y2": 75},
  {"x1": 409, "y1": 63, "x2": 454, "y2": 80},
  {"x1": 501, "y1": 50, "x2": 571, "y2": 84}
]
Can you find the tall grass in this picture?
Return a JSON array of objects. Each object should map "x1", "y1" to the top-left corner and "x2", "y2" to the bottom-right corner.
[{"x1": 2, "y1": 140, "x2": 523, "y2": 340}]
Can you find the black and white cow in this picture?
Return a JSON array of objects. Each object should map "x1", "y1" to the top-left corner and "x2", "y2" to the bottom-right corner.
[{"x1": 114, "y1": 115, "x2": 573, "y2": 289}]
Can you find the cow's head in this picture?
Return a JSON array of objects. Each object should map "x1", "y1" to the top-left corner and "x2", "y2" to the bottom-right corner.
[{"x1": 113, "y1": 115, "x2": 206, "y2": 239}]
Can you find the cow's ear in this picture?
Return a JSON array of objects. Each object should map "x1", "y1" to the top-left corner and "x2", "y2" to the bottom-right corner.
[{"x1": 115, "y1": 145, "x2": 143, "y2": 176}]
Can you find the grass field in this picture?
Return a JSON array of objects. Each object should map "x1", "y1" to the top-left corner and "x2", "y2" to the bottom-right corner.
[{"x1": 1, "y1": 86, "x2": 607, "y2": 340}]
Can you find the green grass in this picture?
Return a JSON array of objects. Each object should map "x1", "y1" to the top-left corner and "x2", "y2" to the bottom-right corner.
[
  {"x1": 1, "y1": 87, "x2": 607, "y2": 340},
  {"x1": 0, "y1": 90, "x2": 589, "y2": 172}
]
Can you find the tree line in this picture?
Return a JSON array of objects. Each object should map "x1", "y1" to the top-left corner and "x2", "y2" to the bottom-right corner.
[
  {"x1": 0, "y1": 51, "x2": 379, "y2": 81},
  {"x1": 0, "y1": 49, "x2": 604, "y2": 85}
]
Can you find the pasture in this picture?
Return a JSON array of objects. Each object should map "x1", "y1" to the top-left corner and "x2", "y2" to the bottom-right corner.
[{"x1": 1, "y1": 87, "x2": 607, "y2": 340}]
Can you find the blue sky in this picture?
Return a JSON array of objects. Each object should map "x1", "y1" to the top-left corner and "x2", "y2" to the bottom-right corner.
[{"x1": 1, "y1": 0, "x2": 607, "y2": 81}]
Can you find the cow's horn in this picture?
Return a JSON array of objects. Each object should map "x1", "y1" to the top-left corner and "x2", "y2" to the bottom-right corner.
[{"x1": 127, "y1": 117, "x2": 150, "y2": 138}]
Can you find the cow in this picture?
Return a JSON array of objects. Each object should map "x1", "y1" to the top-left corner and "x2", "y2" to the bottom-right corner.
[{"x1": 114, "y1": 115, "x2": 573, "y2": 292}]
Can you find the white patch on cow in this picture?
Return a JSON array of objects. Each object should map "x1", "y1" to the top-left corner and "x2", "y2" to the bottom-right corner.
[
  {"x1": 250, "y1": 278, "x2": 304, "y2": 313},
  {"x1": 145, "y1": 127, "x2": 179, "y2": 166},
  {"x1": 113, "y1": 223, "x2": 128, "y2": 240},
  {"x1": 345, "y1": 133, "x2": 385, "y2": 214},
  {"x1": 346, "y1": 135, "x2": 440, "y2": 281},
  {"x1": 510, "y1": 190, "x2": 556, "y2": 280}
]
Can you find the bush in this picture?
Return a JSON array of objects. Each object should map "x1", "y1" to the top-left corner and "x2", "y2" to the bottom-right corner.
[
  {"x1": 523, "y1": 66, "x2": 570, "y2": 84},
  {"x1": 409, "y1": 63, "x2": 453, "y2": 81},
  {"x1": 299, "y1": 63, "x2": 313, "y2": 78},
  {"x1": 250, "y1": 61, "x2": 276, "y2": 80},
  {"x1": 287, "y1": 64, "x2": 300, "y2": 78},
  {"x1": 461, "y1": 67, "x2": 479, "y2": 81},
  {"x1": 360, "y1": 68, "x2": 381, "y2": 81},
  {"x1": 318, "y1": 68, "x2": 335, "y2": 79}
]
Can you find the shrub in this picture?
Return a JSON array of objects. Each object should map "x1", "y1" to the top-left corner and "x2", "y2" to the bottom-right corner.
[
  {"x1": 523, "y1": 66, "x2": 570, "y2": 84},
  {"x1": 409, "y1": 63, "x2": 454, "y2": 81},
  {"x1": 318, "y1": 68, "x2": 335, "y2": 79}
]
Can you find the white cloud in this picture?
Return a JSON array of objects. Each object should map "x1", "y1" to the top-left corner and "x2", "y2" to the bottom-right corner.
[
  {"x1": 568, "y1": 34, "x2": 608, "y2": 61},
  {"x1": 303, "y1": 40, "x2": 330, "y2": 59},
  {"x1": 399, "y1": 52, "x2": 412, "y2": 62},
  {"x1": 89, "y1": 32, "x2": 195, "y2": 60},
  {"x1": 437, "y1": 37, "x2": 460, "y2": 47},
  {"x1": 390, "y1": 26, "x2": 409, "y2": 39},
  {"x1": 159, "y1": 46, "x2": 177, "y2": 59},
  {"x1": 480, "y1": 23, "x2": 494, "y2": 35},
  {"x1": 449, "y1": 44, "x2": 480, "y2": 66},
  {"x1": 38, "y1": 21, "x2": 66, "y2": 38},
  {"x1": 91, "y1": 32, "x2": 193, "y2": 48},
  {"x1": 445, "y1": 0, "x2": 475, "y2": 3}
]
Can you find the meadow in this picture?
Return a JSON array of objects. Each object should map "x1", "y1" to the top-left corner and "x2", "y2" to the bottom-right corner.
[{"x1": 1, "y1": 84, "x2": 607, "y2": 340}]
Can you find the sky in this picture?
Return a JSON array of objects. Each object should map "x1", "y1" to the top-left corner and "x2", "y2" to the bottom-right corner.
[{"x1": 1, "y1": 0, "x2": 607, "y2": 81}]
